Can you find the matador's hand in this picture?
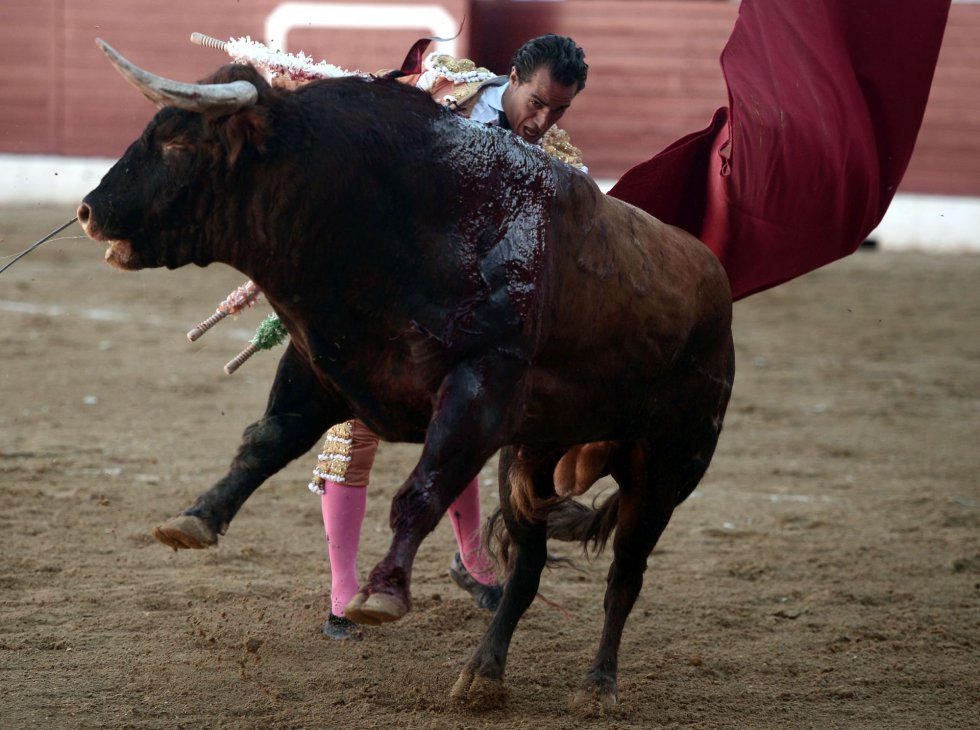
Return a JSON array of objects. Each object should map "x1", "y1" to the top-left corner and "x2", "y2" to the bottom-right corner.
[{"x1": 271, "y1": 76, "x2": 308, "y2": 91}]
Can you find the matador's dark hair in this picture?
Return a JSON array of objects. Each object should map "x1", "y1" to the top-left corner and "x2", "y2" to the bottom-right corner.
[{"x1": 510, "y1": 34, "x2": 588, "y2": 92}]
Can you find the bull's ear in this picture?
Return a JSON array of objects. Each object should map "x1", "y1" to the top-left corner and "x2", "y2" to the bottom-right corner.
[{"x1": 217, "y1": 106, "x2": 268, "y2": 167}]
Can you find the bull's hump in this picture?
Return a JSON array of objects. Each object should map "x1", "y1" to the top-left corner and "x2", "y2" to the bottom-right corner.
[
  {"x1": 434, "y1": 116, "x2": 559, "y2": 325},
  {"x1": 447, "y1": 118, "x2": 557, "y2": 185}
]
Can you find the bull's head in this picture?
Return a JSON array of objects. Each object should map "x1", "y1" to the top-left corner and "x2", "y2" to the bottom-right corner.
[{"x1": 77, "y1": 40, "x2": 272, "y2": 270}]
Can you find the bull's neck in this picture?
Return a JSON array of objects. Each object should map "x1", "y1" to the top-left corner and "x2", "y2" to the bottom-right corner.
[{"x1": 214, "y1": 141, "x2": 454, "y2": 307}]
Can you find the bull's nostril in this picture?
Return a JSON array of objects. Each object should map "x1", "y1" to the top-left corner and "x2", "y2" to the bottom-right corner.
[{"x1": 77, "y1": 202, "x2": 91, "y2": 226}]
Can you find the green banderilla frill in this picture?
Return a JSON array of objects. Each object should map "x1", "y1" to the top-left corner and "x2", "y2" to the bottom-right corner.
[{"x1": 224, "y1": 314, "x2": 289, "y2": 375}]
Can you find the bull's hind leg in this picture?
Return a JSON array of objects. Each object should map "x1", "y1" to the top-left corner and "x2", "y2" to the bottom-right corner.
[
  {"x1": 573, "y1": 345, "x2": 734, "y2": 712},
  {"x1": 569, "y1": 444, "x2": 677, "y2": 713},
  {"x1": 153, "y1": 344, "x2": 339, "y2": 549},
  {"x1": 451, "y1": 445, "x2": 560, "y2": 706}
]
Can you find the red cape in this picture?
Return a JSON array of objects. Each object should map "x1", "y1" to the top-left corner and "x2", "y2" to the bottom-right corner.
[{"x1": 608, "y1": 0, "x2": 951, "y2": 300}]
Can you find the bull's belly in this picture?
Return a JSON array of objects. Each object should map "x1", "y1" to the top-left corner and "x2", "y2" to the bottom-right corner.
[
  {"x1": 349, "y1": 388, "x2": 434, "y2": 443},
  {"x1": 514, "y1": 368, "x2": 666, "y2": 444}
]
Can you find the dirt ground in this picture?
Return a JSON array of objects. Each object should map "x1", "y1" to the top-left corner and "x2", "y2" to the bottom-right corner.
[{"x1": 1, "y1": 203, "x2": 978, "y2": 729}]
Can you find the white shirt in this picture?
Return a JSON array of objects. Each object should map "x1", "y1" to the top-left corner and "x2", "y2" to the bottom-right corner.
[{"x1": 468, "y1": 81, "x2": 508, "y2": 126}]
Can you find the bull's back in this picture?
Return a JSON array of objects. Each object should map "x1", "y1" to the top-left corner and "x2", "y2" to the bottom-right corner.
[
  {"x1": 543, "y1": 172, "x2": 728, "y2": 351},
  {"x1": 518, "y1": 172, "x2": 731, "y2": 441}
]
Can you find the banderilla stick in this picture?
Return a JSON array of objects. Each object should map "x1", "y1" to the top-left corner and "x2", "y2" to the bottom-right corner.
[
  {"x1": 186, "y1": 280, "x2": 261, "y2": 341},
  {"x1": 190, "y1": 32, "x2": 228, "y2": 52},
  {"x1": 223, "y1": 314, "x2": 288, "y2": 375},
  {"x1": 224, "y1": 344, "x2": 258, "y2": 375}
]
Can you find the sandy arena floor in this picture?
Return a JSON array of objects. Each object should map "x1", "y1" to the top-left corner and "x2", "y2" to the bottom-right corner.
[{"x1": 1, "y1": 203, "x2": 978, "y2": 728}]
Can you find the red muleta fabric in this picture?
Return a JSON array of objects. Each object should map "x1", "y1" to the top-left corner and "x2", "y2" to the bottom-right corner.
[{"x1": 608, "y1": 0, "x2": 952, "y2": 300}]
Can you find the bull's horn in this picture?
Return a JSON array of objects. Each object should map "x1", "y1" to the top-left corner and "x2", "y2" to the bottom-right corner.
[{"x1": 96, "y1": 38, "x2": 258, "y2": 114}]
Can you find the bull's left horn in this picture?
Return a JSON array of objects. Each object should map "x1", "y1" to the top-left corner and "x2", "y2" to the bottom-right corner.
[{"x1": 96, "y1": 38, "x2": 257, "y2": 114}]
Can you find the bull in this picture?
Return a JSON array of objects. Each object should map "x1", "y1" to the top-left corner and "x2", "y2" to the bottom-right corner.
[{"x1": 78, "y1": 41, "x2": 734, "y2": 710}]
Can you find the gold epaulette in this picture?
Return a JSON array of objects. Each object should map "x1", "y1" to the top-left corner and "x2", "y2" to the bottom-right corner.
[
  {"x1": 423, "y1": 54, "x2": 495, "y2": 110},
  {"x1": 426, "y1": 54, "x2": 493, "y2": 79},
  {"x1": 541, "y1": 126, "x2": 585, "y2": 170},
  {"x1": 439, "y1": 81, "x2": 486, "y2": 110}
]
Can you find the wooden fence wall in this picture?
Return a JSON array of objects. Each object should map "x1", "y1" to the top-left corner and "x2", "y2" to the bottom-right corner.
[{"x1": 1, "y1": 1, "x2": 977, "y2": 193}]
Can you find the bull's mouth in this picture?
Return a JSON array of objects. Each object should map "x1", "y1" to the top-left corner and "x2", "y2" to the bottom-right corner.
[
  {"x1": 103, "y1": 239, "x2": 141, "y2": 270},
  {"x1": 78, "y1": 201, "x2": 142, "y2": 271}
]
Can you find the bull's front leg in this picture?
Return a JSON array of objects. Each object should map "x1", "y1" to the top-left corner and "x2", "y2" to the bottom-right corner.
[
  {"x1": 344, "y1": 354, "x2": 523, "y2": 625},
  {"x1": 153, "y1": 343, "x2": 342, "y2": 550}
]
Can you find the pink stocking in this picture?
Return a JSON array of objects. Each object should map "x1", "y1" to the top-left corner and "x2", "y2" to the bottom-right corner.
[
  {"x1": 321, "y1": 483, "x2": 367, "y2": 617},
  {"x1": 448, "y1": 475, "x2": 496, "y2": 585}
]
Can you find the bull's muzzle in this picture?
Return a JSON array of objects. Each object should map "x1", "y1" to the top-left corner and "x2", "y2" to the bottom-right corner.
[{"x1": 76, "y1": 200, "x2": 139, "y2": 270}]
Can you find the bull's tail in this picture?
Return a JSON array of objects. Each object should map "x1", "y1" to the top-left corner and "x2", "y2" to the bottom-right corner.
[
  {"x1": 485, "y1": 492, "x2": 621, "y2": 578},
  {"x1": 546, "y1": 493, "x2": 620, "y2": 552}
]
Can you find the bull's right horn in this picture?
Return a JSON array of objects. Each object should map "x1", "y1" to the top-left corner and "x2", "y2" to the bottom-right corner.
[{"x1": 96, "y1": 38, "x2": 258, "y2": 114}]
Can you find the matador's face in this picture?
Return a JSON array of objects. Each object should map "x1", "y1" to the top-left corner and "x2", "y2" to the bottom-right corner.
[{"x1": 502, "y1": 66, "x2": 578, "y2": 144}]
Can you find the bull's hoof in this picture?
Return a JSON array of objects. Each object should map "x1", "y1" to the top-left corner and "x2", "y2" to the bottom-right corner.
[
  {"x1": 569, "y1": 685, "x2": 620, "y2": 717},
  {"x1": 450, "y1": 670, "x2": 508, "y2": 709},
  {"x1": 152, "y1": 514, "x2": 218, "y2": 550},
  {"x1": 343, "y1": 591, "x2": 408, "y2": 626}
]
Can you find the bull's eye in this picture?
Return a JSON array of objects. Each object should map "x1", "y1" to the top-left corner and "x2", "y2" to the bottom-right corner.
[{"x1": 161, "y1": 141, "x2": 190, "y2": 159}]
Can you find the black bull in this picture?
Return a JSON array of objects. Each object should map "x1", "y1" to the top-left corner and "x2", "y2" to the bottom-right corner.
[{"x1": 79, "y1": 44, "x2": 734, "y2": 709}]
